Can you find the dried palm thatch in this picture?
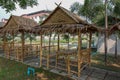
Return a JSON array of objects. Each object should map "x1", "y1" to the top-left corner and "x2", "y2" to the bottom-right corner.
[
  {"x1": 31, "y1": 6, "x2": 100, "y2": 34},
  {"x1": 31, "y1": 24, "x2": 100, "y2": 35},
  {"x1": 0, "y1": 15, "x2": 38, "y2": 34},
  {"x1": 109, "y1": 22, "x2": 120, "y2": 35}
]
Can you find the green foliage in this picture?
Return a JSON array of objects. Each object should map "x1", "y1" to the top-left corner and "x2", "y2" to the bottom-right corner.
[
  {"x1": 70, "y1": 0, "x2": 104, "y2": 22},
  {"x1": 0, "y1": 0, "x2": 38, "y2": 12},
  {"x1": 25, "y1": 33, "x2": 36, "y2": 44},
  {"x1": 62, "y1": 34, "x2": 69, "y2": 42},
  {"x1": 70, "y1": 0, "x2": 120, "y2": 26}
]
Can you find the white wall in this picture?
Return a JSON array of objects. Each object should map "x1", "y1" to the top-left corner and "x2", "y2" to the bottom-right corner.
[{"x1": 97, "y1": 34, "x2": 120, "y2": 55}]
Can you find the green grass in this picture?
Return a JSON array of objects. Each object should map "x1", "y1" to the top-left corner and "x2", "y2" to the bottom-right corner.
[{"x1": 0, "y1": 57, "x2": 73, "y2": 80}]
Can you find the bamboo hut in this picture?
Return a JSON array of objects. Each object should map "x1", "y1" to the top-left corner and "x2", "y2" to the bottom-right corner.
[
  {"x1": 0, "y1": 15, "x2": 38, "y2": 61},
  {"x1": 31, "y1": 5, "x2": 99, "y2": 78},
  {"x1": 0, "y1": 22, "x2": 5, "y2": 51}
]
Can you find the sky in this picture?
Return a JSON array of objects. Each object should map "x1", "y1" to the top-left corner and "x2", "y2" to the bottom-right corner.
[{"x1": 0, "y1": 0, "x2": 84, "y2": 21}]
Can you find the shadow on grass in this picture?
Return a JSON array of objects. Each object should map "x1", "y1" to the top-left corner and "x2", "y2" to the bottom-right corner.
[{"x1": 91, "y1": 53, "x2": 120, "y2": 73}]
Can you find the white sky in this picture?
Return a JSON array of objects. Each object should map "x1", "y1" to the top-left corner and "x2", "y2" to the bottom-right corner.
[{"x1": 0, "y1": 0, "x2": 84, "y2": 21}]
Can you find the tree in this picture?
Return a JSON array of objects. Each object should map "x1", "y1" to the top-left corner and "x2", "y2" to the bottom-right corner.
[
  {"x1": 70, "y1": 0, "x2": 120, "y2": 63},
  {"x1": 25, "y1": 33, "x2": 36, "y2": 44},
  {"x1": 70, "y1": 0, "x2": 104, "y2": 22},
  {"x1": 0, "y1": 0, "x2": 38, "y2": 12}
]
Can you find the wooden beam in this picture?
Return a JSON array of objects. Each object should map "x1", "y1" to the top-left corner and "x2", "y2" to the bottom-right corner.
[
  {"x1": 56, "y1": 33, "x2": 60, "y2": 67},
  {"x1": 21, "y1": 31, "x2": 25, "y2": 62},
  {"x1": 40, "y1": 34, "x2": 43, "y2": 67},
  {"x1": 57, "y1": 33, "x2": 60, "y2": 51},
  {"x1": 78, "y1": 29, "x2": 81, "y2": 78},
  {"x1": 3, "y1": 34, "x2": 6, "y2": 50},
  {"x1": 68, "y1": 34, "x2": 69, "y2": 50},
  {"x1": 89, "y1": 32, "x2": 92, "y2": 49},
  {"x1": 67, "y1": 55, "x2": 70, "y2": 76},
  {"x1": 12, "y1": 32, "x2": 15, "y2": 55},
  {"x1": 89, "y1": 32, "x2": 92, "y2": 67},
  {"x1": 47, "y1": 34, "x2": 51, "y2": 69}
]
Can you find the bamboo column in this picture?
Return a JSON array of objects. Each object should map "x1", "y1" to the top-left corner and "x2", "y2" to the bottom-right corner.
[
  {"x1": 89, "y1": 32, "x2": 92, "y2": 48},
  {"x1": 3, "y1": 33, "x2": 6, "y2": 50},
  {"x1": 47, "y1": 34, "x2": 51, "y2": 69},
  {"x1": 78, "y1": 29, "x2": 81, "y2": 78},
  {"x1": 68, "y1": 34, "x2": 69, "y2": 50},
  {"x1": 12, "y1": 32, "x2": 15, "y2": 57},
  {"x1": 56, "y1": 33, "x2": 60, "y2": 67},
  {"x1": 40, "y1": 34, "x2": 43, "y2": 67},
  {"x1": 21, "y1": 31, "x2": 25, "y2": 61},
  {"x1": 88, "y1": 32, "x2": 92, "y2": 67},
  {"x1": 67, "y1": 55, "x2": 70, "y2": 76}
]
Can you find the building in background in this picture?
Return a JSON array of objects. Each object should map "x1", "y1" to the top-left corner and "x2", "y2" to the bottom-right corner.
[
  {"x1": 21, "y1": 10, "x2": 51, "y2": 23},
  {"x1": 1, "y1": 18, "x2": 8, "y2": 23},
  {"x1": 1, "y1": 10, "x2": 51, "y2": 24}
]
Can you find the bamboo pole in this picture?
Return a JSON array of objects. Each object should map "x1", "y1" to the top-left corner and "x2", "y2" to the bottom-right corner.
[
  {"x1": 67, "y1": 55, "x2": 70, "y2": 76},
  {"x1": 40, "y1": 34, "x2": 43, "y2": 67},
  {"x1": 89, "y1": 32, "x2": 92, "y2": 67},
  {"x1": 21, "y1": 31, "x2": 25, "y2": 62},
  {"x1": 56, "y1": 33, "x2": 60, "y2": 67},
  {"x1": 57, "y1": 33, "x2": 60, "y2": 51},
  {"x1": 78, "y1": 29, "x2": 81, "y2": 78},
  {"x1": 68, "y1": 34, "x2": 69, "y2": 50},
  {"x1": 3, "y1": 33, "x2": 6, "y2": 50},
  {"x1": 47, "y1": 34, "x2": 51, "y2": 69},
  {"x1": 89, "y1": 32, "x2": 92, "y2": 49},
  {"x1": 3, "y1": 33, "x2": 7, "y2": 57},
  {"x1": 12, "y1": 32, "x2": 15, "y2": 56}
]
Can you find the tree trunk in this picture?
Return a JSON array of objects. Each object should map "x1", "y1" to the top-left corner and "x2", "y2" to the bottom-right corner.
[
  {"x1": 104, "y1": 0, "x2": 108, "y2": 65},
  {"x1": 115, "y1": 35, "x2": 117, "y2": 59}
]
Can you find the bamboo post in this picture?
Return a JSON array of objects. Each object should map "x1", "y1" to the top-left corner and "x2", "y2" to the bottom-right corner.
[
  {"x1": 12, "y1": 32, "x2": 15, "y2": 56},
  {"x1": 36, "y1": 45, "x2": 38, "y2": 57},
  {"x1": 68, "y1": 34, "x2": 70, "y2": 50},
  {"x1": 57, "y1": 33, "x2": 60, "y2": 51},
  {"x1": 89, "y1": 32, "x2": 92, "y2": 48},
  {"x1": 56, "y1": 33, "x2": 60, "y2": 67},
  {"x1": 3, "y1": 33, "x2": 7, "y2": 56},
  {"x1": 16, "y1": 47, "x2": 19, "y2": 60},
  {"x1": 40, "y1": 34, "x2": 43, "y2": 67},
  {"x1": 47, "y1": 34, "x2": 51, "y2": 69},
  {"x1": 3, "y1": 33, "x2": 6, "y2": 50},
  {"x1": 21, "y1": 31, "x2": 25, "y2": 62},
  {"x1": 88, "y1": 32, "x2": 92, "y2": 67},
  {"x1": 67, "y1": 55, "x2": 70, "y2": 76},
  {"x1": 78, "y1": 29, "x2": 81, "y2": 78}
]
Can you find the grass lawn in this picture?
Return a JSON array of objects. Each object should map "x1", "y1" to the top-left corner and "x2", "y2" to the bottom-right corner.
[
  {"x1": 0, "y1": 57, "x2": 73, "y2": 80},
  {"x1": 91, "y1": 53, "x2": 120, "y2": 72},
  {"x1": 0, "y1": 53, "x2": 120, "y2": 80}
]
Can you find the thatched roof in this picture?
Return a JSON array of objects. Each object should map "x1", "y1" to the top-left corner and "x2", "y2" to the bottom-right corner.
[
  {"x1": 41, "y1": 6, "x2": 87, "y2": 26},
  {"x1": 109, "y1": 22, "x2": 120, "y2": 35},
  {"x1": 31, "y1": 6, "x2": 99, "y2": 34},
  {"x1": 0, "y1": 15, "x2": 38, "y2": 34}
]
